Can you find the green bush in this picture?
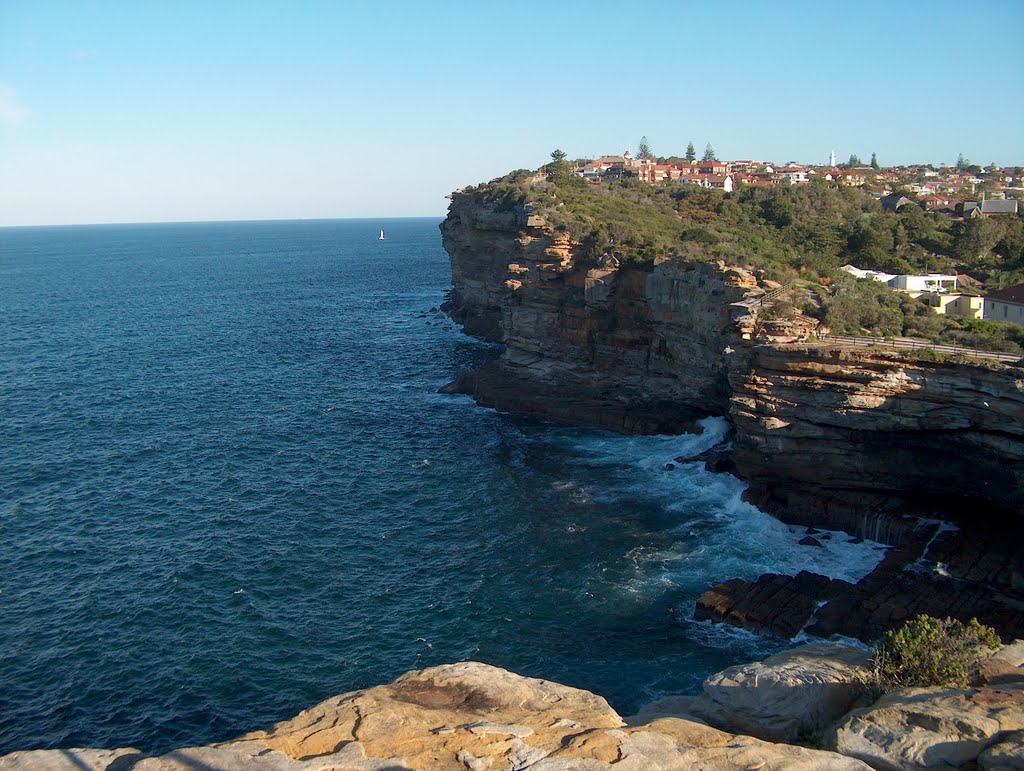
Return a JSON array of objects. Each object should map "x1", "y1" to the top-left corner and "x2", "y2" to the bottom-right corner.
[{"x1": 871, "y1": 614, "x2": 1001, "y2": 690}]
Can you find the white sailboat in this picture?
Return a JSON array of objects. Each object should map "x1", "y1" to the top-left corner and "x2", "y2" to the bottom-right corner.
[{"x1": 378, "y1": 229, "x2": 385, "y2": 240}]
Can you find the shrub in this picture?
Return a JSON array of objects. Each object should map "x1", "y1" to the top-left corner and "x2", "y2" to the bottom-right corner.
[{"x1": 870, "y1": 614, "x2": 1001, "y2": 690}]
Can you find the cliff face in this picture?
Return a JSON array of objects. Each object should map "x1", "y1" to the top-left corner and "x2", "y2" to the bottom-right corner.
[
  {"x1": 441, "y1": 191, "x2": 1024, "y2": 523},
  {"x1": 440, "y1": 193, "x2": 758, "y2": 433},
  {"x1": 732, "y1": 345, "x2": 1024, "y2": 526}
]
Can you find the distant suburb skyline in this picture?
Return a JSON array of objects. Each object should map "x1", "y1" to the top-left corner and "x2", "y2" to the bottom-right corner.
[{"x1": 1, "y1": 0, "x2": 1022, "y2": 226}]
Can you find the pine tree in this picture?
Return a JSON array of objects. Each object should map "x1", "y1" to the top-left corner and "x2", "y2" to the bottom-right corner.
[
  {"x1": 870, "y1": 152, "x2": 879, "y2": 169},
  {"x1": 702, "y1": 143, "x2": 716, "y2": 162},
  {"x1": 637, "y1": 136, "x2": 653, "y2": 159},
  {"x1": 685, "y1": 142, "x2": 696, "y2": 162},
  {"x1": 548, "y1": 149, "x2": 571, "y2": 183}
]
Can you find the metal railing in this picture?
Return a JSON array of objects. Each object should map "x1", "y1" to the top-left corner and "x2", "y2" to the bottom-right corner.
[
  {"x1": 734, "y1": 281, "x2": 798, "y2": 308},
  {"x1": 817, "y1": 334, "x2": 1021, "y2": 364}
]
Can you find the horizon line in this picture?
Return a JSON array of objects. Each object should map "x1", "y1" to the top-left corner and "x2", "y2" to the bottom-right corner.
[{"x1": 0, "y1": 214, "x2": 448, "y2": 230}]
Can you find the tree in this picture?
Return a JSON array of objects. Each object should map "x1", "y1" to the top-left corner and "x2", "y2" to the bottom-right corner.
[
  {"x1": 870, "y1": 152, "x2": 879, "y2": 169},
  {"x1": 685, "y1": 141, "x2": 696, "y2": 162},
  {"x1": 956, "y1": 153, "x2": 970, "y2": 171},
  {"x1": 953, "y1": 216, "x2": 1005, "y2": 264},
  {"x1": 548, "y1": 149, "x2": 571, "y2": 184},
  {"x1": 847, "y1": 153, "x2": 862, "y2": 166},
  {"x1": 637, "y1": 136, "x2": 653, "y2": 159},
  {"x1": 702, "y1": 142, "x2": 717, "y2": 162}
]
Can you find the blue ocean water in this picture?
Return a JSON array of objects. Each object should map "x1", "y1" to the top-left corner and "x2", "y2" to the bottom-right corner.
[{"x1": 0, "y1": 219, "x2": 882, "y2": 755}]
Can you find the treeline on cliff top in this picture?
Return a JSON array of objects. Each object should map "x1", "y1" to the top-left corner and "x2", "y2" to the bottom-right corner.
[{"x1": 460, "y1": 170, "x2": 1024, "y2": 353}]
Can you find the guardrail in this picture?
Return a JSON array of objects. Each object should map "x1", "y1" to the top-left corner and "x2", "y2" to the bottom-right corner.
[
  {"x1": 818, "y1": 333, "x2": 1021, "y2": 364},
  {"x1": 734, "y1": 282, "x2": 798, "y2": 308}
]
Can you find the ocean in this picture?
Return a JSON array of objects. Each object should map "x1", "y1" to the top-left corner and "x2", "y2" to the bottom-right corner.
[{"x1": 0, "y1": 218, "x2": 883, "y2": 754}]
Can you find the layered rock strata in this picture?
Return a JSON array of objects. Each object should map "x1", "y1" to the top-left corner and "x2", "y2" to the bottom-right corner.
[
  {"x1": 440, "y1": 196, "x2": 757, "y2": 433},
  {"x1": 730, "y1": 345, "x2": 1024, "y2": 527},
  {"x1": 441, "y1": 191, "x2": 1024, "y2": 523},
  {"x1": 441, "y1": 190, "x2": 1024, "y2": 641}
]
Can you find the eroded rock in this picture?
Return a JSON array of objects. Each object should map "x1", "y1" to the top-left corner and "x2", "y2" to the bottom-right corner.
[
  {"x1": 635, "y1": 643, "x2": 871, "y2": 744},
  {"x1": 829, "y1": 684, "x2": 1024, "y2": 770}
]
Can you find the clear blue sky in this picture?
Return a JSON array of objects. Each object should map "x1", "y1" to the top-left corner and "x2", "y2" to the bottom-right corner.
[{"x1": 1, "y1": 0, "x2": 1021, "y2": 225}]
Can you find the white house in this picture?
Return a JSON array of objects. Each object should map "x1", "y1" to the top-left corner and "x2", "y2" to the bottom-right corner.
[
  {"x1": 841, "y1": 265, "x2": 896, "y2": 283},
  {"x1": 983, "y1": 284, "x2": 1024, "y2": 325},
  {"x1": 888, "y1": 273, "x2": 958, "y2": 293}
]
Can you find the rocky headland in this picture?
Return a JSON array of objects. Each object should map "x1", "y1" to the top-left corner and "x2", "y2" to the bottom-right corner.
[
  {"x1": 439, "y1": 186, "x2": 1024, "y2": 644},
  {"x1": 5, "y1": 645, "x2": 1023, "y2": 770}
]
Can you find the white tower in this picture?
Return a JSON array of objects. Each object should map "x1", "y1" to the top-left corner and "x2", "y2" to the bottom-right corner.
[{"x1": 830, "y1": 149, "x2": 836, "y2": 167}]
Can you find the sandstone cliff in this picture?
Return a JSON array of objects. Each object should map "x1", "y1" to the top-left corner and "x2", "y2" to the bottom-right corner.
[
  {"x1": 440, "y1": 189, "x2": 1024, "y2": 643},
  {"x1": 441, "y1": 189, "x2": 1024, "y2": 524},
  {"x1": 441, "y1": 191, "x2": 758, "y2": 433}
]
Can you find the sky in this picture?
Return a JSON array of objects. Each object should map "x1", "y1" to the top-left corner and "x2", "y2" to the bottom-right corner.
[{"x1": 1, "y1": 0, "x2": 1022, "y2": 226}]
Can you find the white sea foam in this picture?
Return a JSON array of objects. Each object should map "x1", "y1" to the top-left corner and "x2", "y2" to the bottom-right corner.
[{"x1": 561, "y1": 417, "x2": 885, "y2": 593}]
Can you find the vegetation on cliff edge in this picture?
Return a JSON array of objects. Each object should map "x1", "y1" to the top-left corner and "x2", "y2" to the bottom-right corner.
[
  {"x1": 457, "y1": 171, "x2": 1024, "y2": 352},
  {"x1": 869, "y1": 614, "x2": 1001, "y2": 691}
]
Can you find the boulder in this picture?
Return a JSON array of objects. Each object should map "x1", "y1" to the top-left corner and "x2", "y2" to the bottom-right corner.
[
  {"x1": 634, "y1": 643, "x2": 871, "y2": 743},
  {"x1": 829, "y1": 684, "x2": 1024, "y2": 770},
  {"x1": 695, "y1": 571, "x2": 853, "y2": 639},
  {"x1": 976, "y1": 639, "x2": 1024, "y2": 686}
]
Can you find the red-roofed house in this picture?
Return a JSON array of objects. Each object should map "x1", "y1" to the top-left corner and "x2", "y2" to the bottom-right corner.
[
  {"x1": 919, "y1": 194, "x2": 956, "y2": 212},
  {"x1": 695, "y1": 173, "x2": 734, "y2": 192},
  {"x1": 698, "y1": 160, "x2": 729, "y2": 175},
  {"x1": 983, "y1": 283, "x2": 1024, "y2": 325},
  {"x1": 777, "y1": 166, "x2": 809, "y2": 184}
]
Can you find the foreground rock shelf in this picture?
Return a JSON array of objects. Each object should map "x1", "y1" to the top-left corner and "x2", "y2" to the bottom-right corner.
[{"x1": 4, "y1": 649, "x2": 1023, "y2": 770}]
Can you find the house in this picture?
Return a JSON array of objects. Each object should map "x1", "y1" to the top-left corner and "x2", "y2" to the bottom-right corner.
[
  {"x1": 695, "y1": 173, "x2": 733, "y2": 192},
  {"x1": 841, "y1": 265, "x2": 896, "y2": 283},
  {"x1": 980, "y1": 199, "x2": 1019, "y2": 216},
  {"x1": 962, "y1": 199, "x2": 1019, "y2": 217},
  {"x1": 917, "y1": 292, "x2": 984, "y2": 319},
  {"x1": 889, "y1": 273, "x2": 958, "y2": 293},
  {"x1": 697, "y1": 160, "x2": 730, "y2": 175},
  {"x1": 880, "y1": 194, "x2": 914, "y2": 211},
  {"x1": 918, "y1": 194, "x2": 955, "y2": 212},
  {"x1": 947, "y1": 294, "x2": 985, "y2": 319},
  {"x1": 843, "y1": 264, "x2": 961, "y2": 299},
  {"x1": 839, "y1": 171, "x2": 867, "y2": 187},
  {"x1": 777, "y1": 166, "x2": 809, "y2": 184},
  {"x1": 957, "y1": 273, "x2": 983, "y2": 289},
  {"x1": 983, "y1": 284, "x2": 1024, "y2": 325}
]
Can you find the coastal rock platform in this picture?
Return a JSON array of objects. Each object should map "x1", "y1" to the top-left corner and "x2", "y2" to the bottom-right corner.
[
  {"x1": 0, "y1": 662, "x2": 872, "y2": 770},
  {"x1": 7, "y1": 655, "x2": 1024, "y2": 770}
]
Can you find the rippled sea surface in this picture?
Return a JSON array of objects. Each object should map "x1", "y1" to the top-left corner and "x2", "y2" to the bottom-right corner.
[{"x1": 0, "y1": 219, "x2": 883, "y2": 754}]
